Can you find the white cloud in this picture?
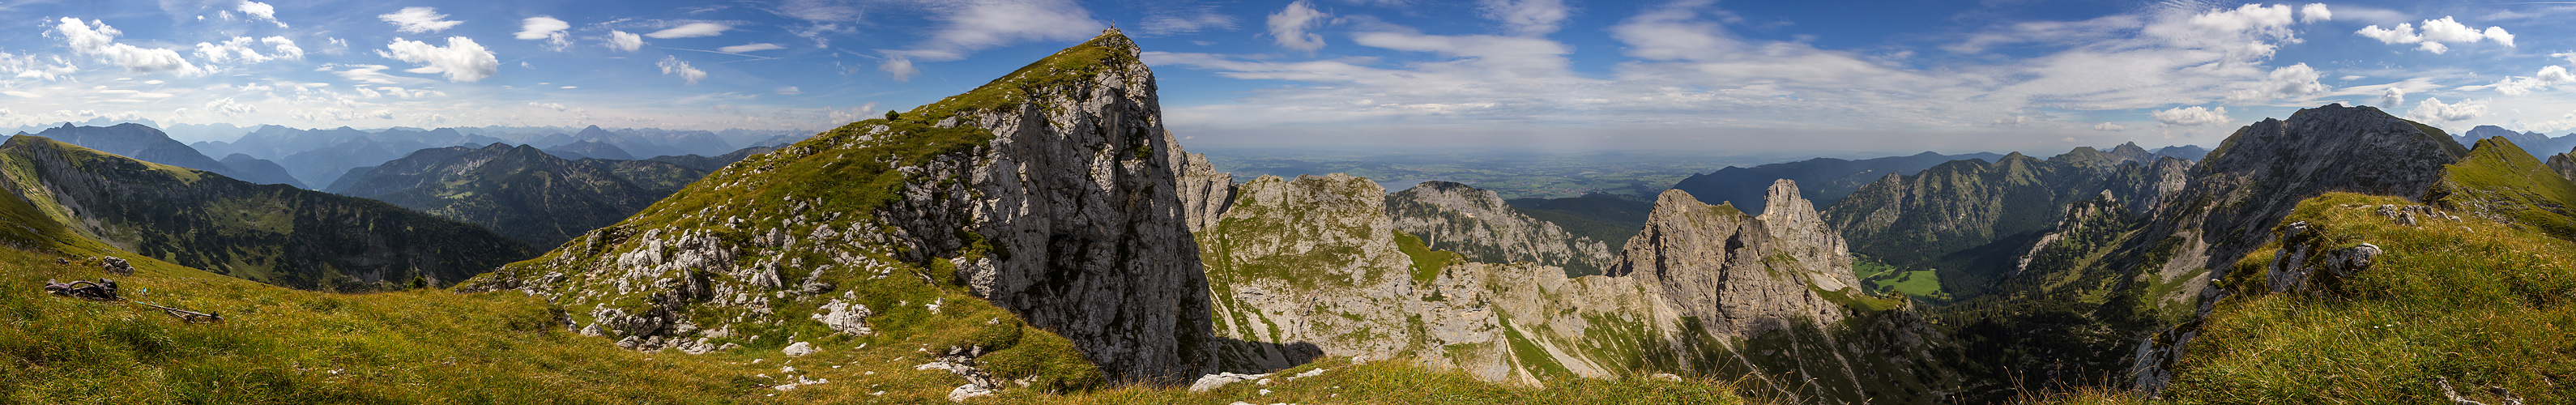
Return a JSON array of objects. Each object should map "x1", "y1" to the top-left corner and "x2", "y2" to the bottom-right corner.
[
  {"x1": 1269, "y1": 0, "x2": 1331, "y2": 52},
  {"x1": 264, "y1": 36, "x2": 303, "y2": 60},
  {"x1": 379, "y1": 7, "x2": 463, "y2": 33},
  {"x1": 607, "y1": 31, "x2": 644, "y2": 52},
  {"x1": 518, "y1": 16, "x2": 572, "y2": 51},
  {"x1": 323, "y1": 37, "x2": 349, "y2": 55},
  {"x1": 775, "y1": 86, "x2": 803, "y2": 95},
  {"x1": 378, "y1": 36, "x2": 499, "y2": 82},
  {"x1": 238, "y1": 1, "x2": 286, "y2": 28},
  {"x1": 2093, "y1": 122, "x2": 2126, "y2": 131},
  {"x1": 2378, "y1": 87, "x2": 2405, "y2": 106},
  {"x1": 647, "y1": 23, "x2": 731, "y2": 39},
  {"x1": 719, "y1": 43, "x2": 785, "y2": 53},
  {"x1": 2354, "y1": 16, "x2": 2513, "y2": 53},
  {"x1": 2226, "y1": 62, "x2": 2329, "y2": 103},
  {"x1": 2493, "y1": 66, "x2": 2576, "y2": 95},
  {"x1": 880, "y1": 56, "x2": 917, "y2": 81},
  {"x1": 4, "y1": 91, "x2": 40, "y2": 98},
  {"x1": 1482, "y1": 0, "x2": 1569, "y2": 36},
  {"x1": 529, "y1": 101, "x2": 569, "y2": 111},
  {"x1": 196, "y1": 37, "x2": 270, "y2": 64},
  {"x1": 195, "y1": 36, "x2": 303, "y2": 65},
  {"x1": 2412, "y1": 97, "x2": 2486, "y2": 122},
  {"x1": 50, "y1": 18, "x2": 203, "y2": 76},
  {"x1": 659, "y1": 56, "x2": 706, "y2": 84},
  {"x1": 2153, "y1": 106, "x2": 2230, "y2": 126},
  {"x1": 2299, "y1": 3, "x2": 2331, "y2": 23}
]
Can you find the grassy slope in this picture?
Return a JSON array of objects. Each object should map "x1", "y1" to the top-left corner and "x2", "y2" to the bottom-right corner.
[
  {"x1": 2173, "y1": 193, "x2": 2576, "y2": 403},
  {"x1": 1, "y1": 135, "x2": 535, "y2": 291},
  {"x1": 2029, "y1": 192, "x2": 2576, "y2": 404}
]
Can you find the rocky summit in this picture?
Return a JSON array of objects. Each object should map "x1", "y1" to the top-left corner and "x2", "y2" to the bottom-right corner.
[{"x1": 460, "y1": 28, "x2": 1212, "y2": 385}]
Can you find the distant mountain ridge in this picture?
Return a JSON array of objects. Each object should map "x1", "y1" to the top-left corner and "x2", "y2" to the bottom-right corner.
[
  {"x1": 1670, "y1": 151, "x2": 2007, "y2": 215},
  {"x1": 19, "y1": 123, "x2": 305, "y2": 187},
  {"x1": 326, "y1": 143, "x2": 677, "y2": 248},
  {"x1": 0, "y1": 134, "x2": 535, "y2": 291}
]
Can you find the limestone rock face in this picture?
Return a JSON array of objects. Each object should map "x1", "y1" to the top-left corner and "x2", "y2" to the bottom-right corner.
[
  {"x1": 1617, "y1": 187, "x2": 1857, "y2": 337},
  {"x1": 1199, "y1": 174, "x2": 1426, "y2": 370},
  {"x1": 1193, "y1": 173, "x2": 1957, "y2": 402},
  {"x1": 1384, "y1": 181, "x2": 1617, "y2": 275},
  {"x1": 910, "y1": 32, "x2": 1213, "y2": 380},
  {"x1": 1170, "y1": 138, "x2": 1235, "y2": 233}
]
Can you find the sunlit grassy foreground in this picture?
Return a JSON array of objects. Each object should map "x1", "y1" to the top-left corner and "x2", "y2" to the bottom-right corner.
[
  {"x1": 0, "y1": 245, "x2": 1748, "y2": 404},
  {"x1": 2026, "y1": 192, "x2": 2576, "y2": 404}
]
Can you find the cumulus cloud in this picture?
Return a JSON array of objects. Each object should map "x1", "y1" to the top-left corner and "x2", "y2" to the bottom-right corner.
[
  {"x1": 2153, "y1": 106, "x2": 2231, "y2": 126},
  {"x1": 2493, "y1": 66, "x2": 2576, "y2": 95},
  {"x1": 2412, "y1": 97, "x2": 2485, "y2": 122},
  {"x1": 1269, "y1": 1, "x2": 1331, "y2": 52},
  {"x1": 378, "y1": 36, "x2": 499, "y2": 82},
  {"x1": 379, "y1": 7, "x2": 463, "y2": 33},
  {"x1": 529, "y1": 101, "x2": 569, "y2": 111},
  {"x1": 518, "y1": 16, "x2": 573, "y2": 51},
  {"x1": 1482, "y1": 0, "x2": 1570, "y2": 36},
  {"x1": 718, "y1": 43, "x2": 784, "y2": 53},
  {"x1": 51, "y1": 18, "x2": 203, "y2": 76},
  {"x1": 238, "y1": 1, "x2": 287, "y2": 28},
  {"x1": 264, "y1": 36, "x2": 304, "y2": 60},
  {"x1": 2093, "y1": 122, "x2": 2126, "y2": 131},
  {"x1": 647, "y1": 23, "x2": 731, "y2": 39},
  {"x1": 195, "y1": 36, "x2": 301, "y2": 66},
  {"x1": 606, "y1": 31, "x2": 644, "y2": 52},
  {"x1": 2298, "y1": 3, "x2": 2331, "y2": 23},
  {"x1": 658, "y1": 56, "x2": 706, "y2": 84},
  {"x1": 2378, "y1": 87, "x2": 2405, "y2": 106},
  {"x1": 2355, "y1": 16, "x2": 2513, "y2": 53}
]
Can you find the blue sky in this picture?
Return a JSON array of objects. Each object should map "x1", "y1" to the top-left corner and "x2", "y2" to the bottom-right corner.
[{"x1": 2, "y1": 0, "x2": 2574, "y2": 154}]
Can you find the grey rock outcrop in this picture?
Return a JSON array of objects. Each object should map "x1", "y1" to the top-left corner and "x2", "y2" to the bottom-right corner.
[
  {"x1": 1193, "y1": 173, "x2": 1957, "y2": 402},
  {"x1": 1385, "y1": 181, "x2": 1617, "y2": 275},
  {"x1": 1167, "y1": 130, "x2": 1235, "y2": 233},
  {"x1": 1617, "y1": 185, "x2": 1861, "y2": 336}
]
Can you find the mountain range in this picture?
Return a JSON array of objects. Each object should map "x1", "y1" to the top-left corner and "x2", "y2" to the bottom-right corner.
[{"x1": 15, "y1": 28, "x2": 2576, "y2": 405}]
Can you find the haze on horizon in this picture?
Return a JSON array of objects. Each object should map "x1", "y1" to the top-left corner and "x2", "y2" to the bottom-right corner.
[{"x1": 2, "y1": 0, "x2": 2572, "y2": 156}]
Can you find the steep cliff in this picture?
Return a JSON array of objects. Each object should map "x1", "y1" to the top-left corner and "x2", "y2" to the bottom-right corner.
[
  {"x1": 0, "y1": 135, "x2": 535, "y2": 290},
  {"x1": 1385, "y1": 181, "x2": 1618, "y2": 276},
  {"x1": 458, "y1": 29, "x2": 1213, "y2": 387},
  {"x1": 1193, "y1": 173, "x2": 1960, "y2": 403}
]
